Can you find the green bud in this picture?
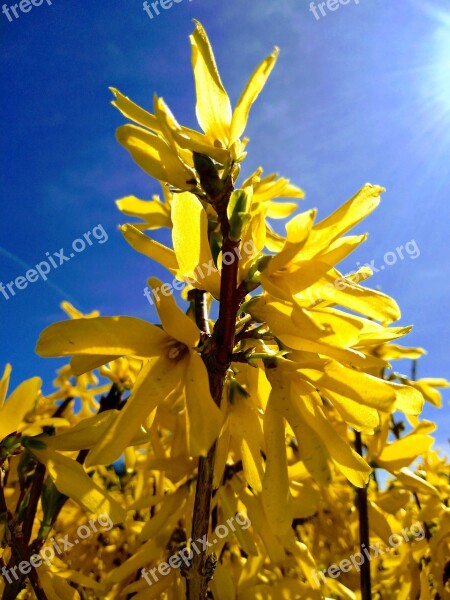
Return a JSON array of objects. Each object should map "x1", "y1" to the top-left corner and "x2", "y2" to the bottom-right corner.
[
  {"x1": 229, "y1": 378, "x2": 250, "y2": 404},
  {"x1": 227, "y1": 188, "x2": 253, "y2": 242},
  {"x1": 22, "y1": 437, "x2": 47, "y2": 450},
  {"x1": 38, "y1": 477, "x2": 66, "y2": 540},
  {"x1": 193, "y1": 152, "x2": 224, "y2": 199},
  {"x1": 246, "y1": 255, "x2": 272, "y2": 283}
]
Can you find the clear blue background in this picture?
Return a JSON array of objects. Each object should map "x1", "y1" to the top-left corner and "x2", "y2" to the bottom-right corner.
[{"x1": 1, "y1": 0, "x2": 449, "y2": 445}]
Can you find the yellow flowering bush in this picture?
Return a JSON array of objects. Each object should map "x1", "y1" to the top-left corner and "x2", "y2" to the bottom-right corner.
[{"x1": 0, "y1": 20, "x2": 448, "y2": 600}]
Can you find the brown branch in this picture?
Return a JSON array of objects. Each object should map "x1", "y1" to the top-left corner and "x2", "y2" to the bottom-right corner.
[
  {"x1": 2, "y1": 388, "x2": 121, "y2": 600},
  {"x1": 354, "y1": 430, "x2": 372, "y2": 600},
  {"x1": 0, "y1": 460, "x2": 48, "y2": 600},
  {"x1": 21, "y1": 462, "x2": 46, "y2": 544},
  {"x1": 1, "y1": 399, "x2": 74, "y2": 600},
  {"x1": 184, "y1": 167, "x2": 241, "y2": 599}
]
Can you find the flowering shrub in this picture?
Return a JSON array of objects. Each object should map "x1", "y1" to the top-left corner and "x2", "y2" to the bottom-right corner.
[{"x1": 0, "y1": 21, "x2": 448, "y2": 600}]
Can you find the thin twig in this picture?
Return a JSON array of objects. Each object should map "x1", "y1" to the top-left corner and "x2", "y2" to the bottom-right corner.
[
  {"x1": 0, "y1": 460, "x2": 48, "y2": 600},
  {"x1": 354, "y1": 430, "x2": 372, "y2": 600},
  {"x1": 184, "y1": 165, "x2": 240, "y2": 600}
]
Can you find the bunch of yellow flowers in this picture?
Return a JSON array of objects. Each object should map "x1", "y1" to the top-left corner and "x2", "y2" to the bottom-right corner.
[{"x1": 0, "y1": 21, "x2": 448, "y2": 600}]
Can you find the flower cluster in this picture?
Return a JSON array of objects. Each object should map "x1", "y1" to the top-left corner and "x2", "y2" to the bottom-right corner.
[{"x1": 0, "y1": 21, "x2": 448, "y2": 600}]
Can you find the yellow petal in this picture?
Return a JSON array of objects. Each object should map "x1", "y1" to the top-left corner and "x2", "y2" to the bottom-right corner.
[
  {"x1": 190, "y1": 20, "x2": 232, "y2": 145},
  {"x1": 251, "y1": 171, "x2": 305, "y2": 202},
  {"x1": 301, "y1": 183, "x2": 385, "y2": 259},
  {"x1": 39, "y1": 568, "x2": 81, "y2": 600},
  {"x1": 234, "y1": 485, "x2": 286, "y2": 563},
  {"x1": 110, "y1": 86, "x2": 161, "y2": 133},
  {"x1": 387, "y1": 380, "x2": 424, "y2": 415},
  {"x1": 229, "y1": 399, "x2": 264, "y2": 493},
  {"x1": 0, "y1": 363, "x2": 12, "y2": 408},
  {"x1": 0, "y1": 376, "x2": 41, "y2": 440},
  {"x1": 300, "y1": 360, "x2": 396, "y2": 413},
  {"x1": 38, "y1": 411, "x2": 149, "y2": 451},
  {"x1": 310, "y1": 233, "x2": 368, "y2": 269},
  {"x1": 230, "y1": 47, "x2": 279, "y2": 142},
  {"x1": 368, "y1": 501, "x2": 393, "y2": 545},
  {"x1": 267, "y1": 209, "x2": 317, "y2": 274},
  {"x1": 411, "y1": 378, "x2": 450, "y2": 408},
  {"x1": 184, "y1": 352, "x2": 222, "y2": 456},
  {"x1": 148, "y1": 277, "x2": 200, "y2": 347},
  {"x1": 374, "y1": 344, "x2": 426, "y2": 361},
  {"x1": 294, "y1": 268, "x2": 401, "y2": 324},
  {"x1": 116, "y1": 124, "x2": 196, "y2": 190},
  {"x1": 139, "y1": 488, "x2": 188, "y2": 542},
  {"x1": 120, "y1": 223, "x2": 178, "y2": 272},
  {"x1": 86, "y1": 355, "x2": 185, "y2": 466},
  {"x1": 172, "y1": 125, "x2": 231, "y2": 164},
  {"x1": 70, "y1": 354, "x2": 119, "y2": 376},
  {"x1": 265, "y1": 228, "x2": 286, "y2": 252},
  {"x1": 378, "y1": 435, "x2": 434, "y2": 471},
  {"x1": 264, "y1": 365, "x2": 332, "y2": 486},
  {"x1": 116, "y1": 195, "x2": 171, "y2": 229},
  {"x1": 288, "y1": 409, "x2": 332, "y2": 486},
  {"x1": 395, "y1": 467, "x2": 440, "y2": 496},
  {"x1": 209, "y1": 564, "x2": 237, "y2": 600},
  {"x1": 291, "y1": 377, "x2": 372, "y2": 487},
  {"x1": 220, "y1": 485, "x2": 258, "y2": 556},
  {"x1": 111, "y1": 87, "x2": 230, "y2": 164},
  {"x1": 31, "y1": 446, "x2": 126, "y2": 524},
  {"x1": 249, "y1": 299, "x2": 384, "y2": 370},
  {"x1": 36, "y1": 316, "x2": 168, "y2": 359},
  {"x1": 266, "y1": 201, "x2": 299, "y2": 219},
  {"x1": 171, "y1": 192, "x2": 221, "y2": 296},
  {"x1": 103, "y1": 535, "x2": 174, "y2": 587},
  {"x1": 261, "y1": 397, "x2": 293, "y2": 534},
  {"x1": 153, "y1": 95, "x2": 195, "y2": 167},
  {"x1": 60, "y1": 301, "x2": 99, "y2": 320}
]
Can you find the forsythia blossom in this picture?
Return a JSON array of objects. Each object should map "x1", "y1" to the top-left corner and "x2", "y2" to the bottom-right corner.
[{"x1": 0, "y1": 21, "x2": 448, "y2": 600}]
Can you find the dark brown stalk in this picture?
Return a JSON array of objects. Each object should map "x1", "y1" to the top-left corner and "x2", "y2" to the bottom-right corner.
[
  {"x1": 2, "y1": 387, "x2": 121, "y2": 600},
  {"x1": 184, "y1": 162, "x2": 240, "y2": 600},
  {"x1": 354, "y1": 430, "x2": 372, "y2": 600},
  {"x1": 1, "y1": 401, "x2": 74, "y2": 600},
  {"x1": 0, "y1": 460, "x2": 48, "y2": 600}
]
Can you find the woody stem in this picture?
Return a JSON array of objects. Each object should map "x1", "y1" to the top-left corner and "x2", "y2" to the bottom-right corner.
[{"x1": 185, "y1": 182, "x2": 240, "y2": 600}]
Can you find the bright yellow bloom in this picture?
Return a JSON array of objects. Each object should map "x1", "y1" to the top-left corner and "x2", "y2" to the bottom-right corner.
[
  {"x1": 4, "y1": 21, "x2": 447, "y2": 600},
  {"x1": 111, "y1": 21, "x2": 279, "y2": 190},
  {"x1": 0, "y1": 364, "x2": 42, "y2": 440},
  {"x1": 36, "y1": 278, "x2": 222, "y2": 464}
]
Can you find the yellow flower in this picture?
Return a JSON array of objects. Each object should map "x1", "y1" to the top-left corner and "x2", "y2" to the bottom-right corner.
[
  {"x1": 28, "y1": 444, "x2": 126, "y2": 524},
  {"x1": 258, "y1": 183, "x2": 402, "y2": 324},
  {"x1": 120, "y1": 190, "x2": 222, "y2": 298},
  {"x1": 36, "y1": 278, "x2": 222, "y2": 464},
  {"x1": 115, "y1": 183, "x2": 173, "y2": 231},
  {"x1": 111, "y1": 20, "x2": 279, "y2": 189},
  {"x1": 190, "y1": 20, "x2": 279, "y2": 157},
  {"x1": 0, "y1": 364, "x2": 42, "y2": 441}
]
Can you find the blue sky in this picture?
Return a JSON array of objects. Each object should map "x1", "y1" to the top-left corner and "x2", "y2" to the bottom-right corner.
[{"x1": 1, "y1": 0, "x2": 449, "y2": 444}]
